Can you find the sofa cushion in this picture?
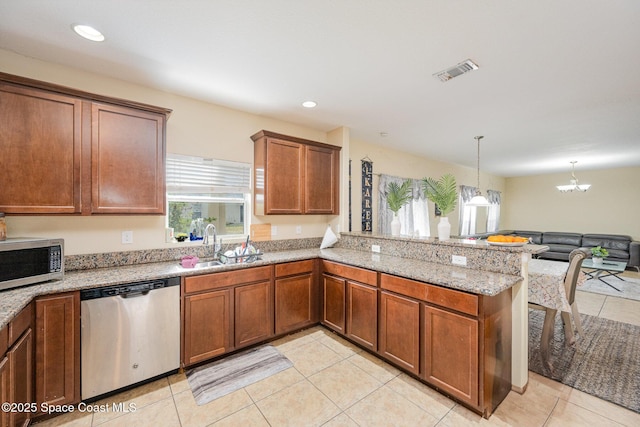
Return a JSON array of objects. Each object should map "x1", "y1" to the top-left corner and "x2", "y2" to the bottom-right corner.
[
  {"x1": 606, "y1": 250, "x2": 630, "y2": 261},
  {"x1": 513, "y1": 231, "x2": 543, "y2": 244},
  {"x1": 542, "y1": 232, "x2": 583, "y2": 247},
  {"x1": 582, "y1": 234, "x2": 631, "y2": 251}
]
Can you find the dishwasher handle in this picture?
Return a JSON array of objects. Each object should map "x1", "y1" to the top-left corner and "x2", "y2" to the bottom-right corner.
[{"x1": 120, "y1": 289, "x2": 150, "y2": 298}]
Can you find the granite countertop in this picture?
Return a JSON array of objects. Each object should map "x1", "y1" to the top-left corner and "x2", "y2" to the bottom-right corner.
[{"x1": 0, "y1": 247, "x2": 523, "y2": 330}]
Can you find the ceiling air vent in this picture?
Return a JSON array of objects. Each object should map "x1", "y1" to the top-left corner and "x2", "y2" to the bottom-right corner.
[{"x1": 433, "y1": 59, "x2": 479, "y2": 82}]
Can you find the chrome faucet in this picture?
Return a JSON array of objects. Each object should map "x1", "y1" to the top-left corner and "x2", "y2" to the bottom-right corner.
[{"x1": 203, "y1": 223, "x2": 220, "y2": 256}]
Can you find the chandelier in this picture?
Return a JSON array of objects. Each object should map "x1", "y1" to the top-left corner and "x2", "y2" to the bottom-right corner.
[
  {"x1": 556, "y1": 161, "x2": 591, "y2": 192},
  {"x1": 467, "y1": 136, "x2": 491, "y2": 206}
]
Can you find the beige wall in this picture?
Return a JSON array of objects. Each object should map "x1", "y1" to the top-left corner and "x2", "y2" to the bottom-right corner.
[
  {"x1": 348, "y1": 138, "x2": 506, "y2": 237},
  {"x1": 503, "y1": 166, "x2": 640, "y2": 240}
]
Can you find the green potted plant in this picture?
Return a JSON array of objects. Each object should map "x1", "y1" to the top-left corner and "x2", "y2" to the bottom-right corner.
[
  {"x1": 591, "y1": 246, "x2": 609, "y2": 265},
  {"x1": 386, "y1": 179, "x2": 413, "y2": 236},
  {"x1": 422, "y1": 173, "x2": 457, "y2": 240}
]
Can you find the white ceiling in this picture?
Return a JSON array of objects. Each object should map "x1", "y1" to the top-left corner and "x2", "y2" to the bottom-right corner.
[{"x1": 2, "y1": 1, "x2": 640, "y2": 177}]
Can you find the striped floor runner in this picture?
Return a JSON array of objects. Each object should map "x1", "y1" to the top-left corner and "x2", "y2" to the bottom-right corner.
[{"x1": 186, "y1": 345, "x2": 293, "y2": 406}]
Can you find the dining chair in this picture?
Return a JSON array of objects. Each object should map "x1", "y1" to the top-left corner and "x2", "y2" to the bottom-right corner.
[{"x1": 529, "y1": 248, "x2": 589, "y2": 371}]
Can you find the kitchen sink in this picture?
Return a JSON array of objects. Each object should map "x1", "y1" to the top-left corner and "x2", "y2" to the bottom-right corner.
[{"x1": 193, "y1": 259, "x2": 224, "y2": 268}]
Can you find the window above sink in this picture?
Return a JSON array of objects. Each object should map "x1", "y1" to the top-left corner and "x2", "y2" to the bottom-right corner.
[{"x1": 166, "y1": 154, "x2": 251, "y2": 241}]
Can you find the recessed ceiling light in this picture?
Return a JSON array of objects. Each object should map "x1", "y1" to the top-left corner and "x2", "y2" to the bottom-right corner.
[
  {"x1": 302, "y1": 101, "x2": 317, "y2": 108},
  {"x1": 72, "y1": 24, "x2": 105, "y2": 42}
]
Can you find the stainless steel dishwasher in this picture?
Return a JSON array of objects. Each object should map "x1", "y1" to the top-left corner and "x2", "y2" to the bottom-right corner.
[{"x1": 80, "y1": 277, "x2": 180, "y2": 400}]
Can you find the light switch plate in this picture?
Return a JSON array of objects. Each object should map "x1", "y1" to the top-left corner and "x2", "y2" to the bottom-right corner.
[{"x1": 122, "y1": 231, "x2": 133, "y2": 244}]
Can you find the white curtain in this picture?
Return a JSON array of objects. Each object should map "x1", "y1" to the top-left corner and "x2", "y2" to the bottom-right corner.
[
  {"x1": 378, "y1": 174, "x2": 430, "y2": 237},
  {"x1": 486, "y1": 190, "x2": 501, "y2": 233},
  {"x1": 458, "y1": 185, "x2": 478, "y2": 236}
]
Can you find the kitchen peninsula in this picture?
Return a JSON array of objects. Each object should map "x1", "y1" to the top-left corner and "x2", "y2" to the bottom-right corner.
[{"x1": 0, "y1": 233, "x2": 544, "y2": 421}]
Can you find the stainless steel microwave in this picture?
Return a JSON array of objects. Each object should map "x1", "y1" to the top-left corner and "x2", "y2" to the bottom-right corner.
[{"x1": 0, "y1": 238, "x2": 64, "y2": 291}]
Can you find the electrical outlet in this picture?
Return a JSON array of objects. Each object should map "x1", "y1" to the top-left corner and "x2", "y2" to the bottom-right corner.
[
  {"x1": 371, "y1": 244, "x2": 381, "y2": 253},
  {"x1": 452, "y1": 255, "x2": 467, "y2": 266},
  {"x1": 122, "y1": 231, "x2": 133, "y2": 244},
  {"x1": 295, "y1": 225, "x2": 302, "y2": 234},
  {"x1": 271, "y1": 225, "x2": 278, "y2": 236}
]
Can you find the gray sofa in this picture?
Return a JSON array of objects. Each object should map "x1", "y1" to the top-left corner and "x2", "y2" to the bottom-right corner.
[{"x1": 487, "y1": 230, "x2": 640, "y2": 271}]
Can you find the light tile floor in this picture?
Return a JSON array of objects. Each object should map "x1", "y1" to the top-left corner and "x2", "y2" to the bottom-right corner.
[
  {"x1": 575, "y1": 269, "x2": 640, "y2": 327},
  {"x1": 36, "y1": 271, "x2": 640, "y2": 427}
]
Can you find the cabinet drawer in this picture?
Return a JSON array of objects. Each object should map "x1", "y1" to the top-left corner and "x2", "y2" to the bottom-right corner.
[
  {"x1": 9, "y1": 303, "x2": 33, "y2": 345},
  {"x1": 185, "y1": 266, "x2": 272, "y2": 294},
  {"x1": 380, "y1": 274, "x2": 478, "y2": 317},
  {"x1": 322, "y1": 260, "x2": 377, "y2": 286},
  {"x1": 275, "y1": 260, "x2": 315, "y2": 278}
]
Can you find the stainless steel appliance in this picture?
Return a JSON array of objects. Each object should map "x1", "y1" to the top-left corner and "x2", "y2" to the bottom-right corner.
[
  {"x1": 80, "y1": 277, "x2": 180, "y2": 400},
  {"x1": 0, "y1": 237, "x2": 63, "y2": 291}
]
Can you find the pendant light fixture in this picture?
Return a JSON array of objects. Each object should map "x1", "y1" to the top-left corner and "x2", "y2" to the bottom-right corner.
[
  {"x1": 556, "y1": 161, "x2": 591, "y2": 192},
  {"x1": 467, "y1": 136, "x2": 491, "y2": 206}
]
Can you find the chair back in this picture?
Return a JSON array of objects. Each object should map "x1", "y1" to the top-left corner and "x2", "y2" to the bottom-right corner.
[{"x1": 564, "y1": 248, "x2": 589, "y2": 304}]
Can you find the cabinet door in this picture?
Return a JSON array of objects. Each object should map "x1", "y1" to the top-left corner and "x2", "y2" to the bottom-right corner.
[
  {"x1": 346, "y1": 281, "x2": 377, "y2": 350},
  {"x1": 235, "y1": 281, "x2": 274, "y2": 348},
  {"x1": 275, "y1": 273, "x2": 316, "y2": 335},
  {"x1": 305, "y1": 145, "x2": 339, "y2": 214},
  {"x1": 423, "y1": 305, "x2": 479, "y2": 406},
  {"x1": 8, "y1": 329, "x2": 33, "y2": 427},
  {"x1": 0, "y1": 356, "x2": 8, "y2": 427},
  {"x1": 0, "y1": 84, "x2": 82, "y2": 213},
  {"x1": 264, "y1": 138, "x2": 304, "y2": 214},
  {"x1": 35, "y1": 292, "x2": 80, "y2": 409},
  {"x1": 379, "y1": 291, "x2": 420, "y2": 375},
  {"x1": 322, "y1": 274, "x2": 346, "y2": 333},
  {"x1": 183, "y1": 290, "x2": 232, "y2": 366},
  {"x1": 91, "y1": 102, "x2": 166, "y2": 214}
]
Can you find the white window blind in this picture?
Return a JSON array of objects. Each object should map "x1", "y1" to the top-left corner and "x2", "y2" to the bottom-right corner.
[{"x1": 166, "y1": 154, "x2": 251, "y2": 199}]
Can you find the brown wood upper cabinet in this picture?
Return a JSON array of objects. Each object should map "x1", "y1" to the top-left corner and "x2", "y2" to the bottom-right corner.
[
  {"x1": 251, "y1": 130, "x2": 340, "y2": 215},
  {"x1": 0, "y1": 72, "x2": 170, "y2": 215},
  {"x1": 90, "y1": 103, "x2": 166, "y2": 214}
]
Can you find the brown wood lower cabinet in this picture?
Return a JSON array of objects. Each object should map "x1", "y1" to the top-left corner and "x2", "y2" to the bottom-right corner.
[
  {"x1": 1, "y1": 303, "x2": 34, "y2": 427},
  {"x1": 321, "y1": 274, "x2": 346, "y2": 333},
  {"x1": 1, "y1": 356, "x2": 9, "y2": 427},
  {"x1": 274, "y1": 260, "x2": 318, "y2": 335},
  {"x1": 422, "y1": 305, "x2": 479, "y2": 405},
  {"x1": 183, "y1": 290, "x2": 233, "y2": 365},
  {"x1": 378, "y1": 291, "x2": 420, "y2": 375},
  {"x1": 346, "y1": 281, "x2": 377, "y2": 351},
  {"x1": 8, "y1": 329, "x2": 32, "y2": 427},
  {"x1": 322, "y1": 260, "x2": 378, "y2": 340},
  {"x1": 35, "y1": 292, "x2": 80, "y2": 410},
  {"x1": 182, "y1": 266, "x2": 273, "y2": 367},
  {"x1": 235, "y1": 281, "x2": 273, "y2": 347},
  {"x1": 380, "y1": 272, "x2": 512, "y2": 417}
]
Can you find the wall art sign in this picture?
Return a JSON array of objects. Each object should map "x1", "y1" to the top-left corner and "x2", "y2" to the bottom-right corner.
[{"x1": 361, "y1": 158, "x2": 373, "y2": 232}]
